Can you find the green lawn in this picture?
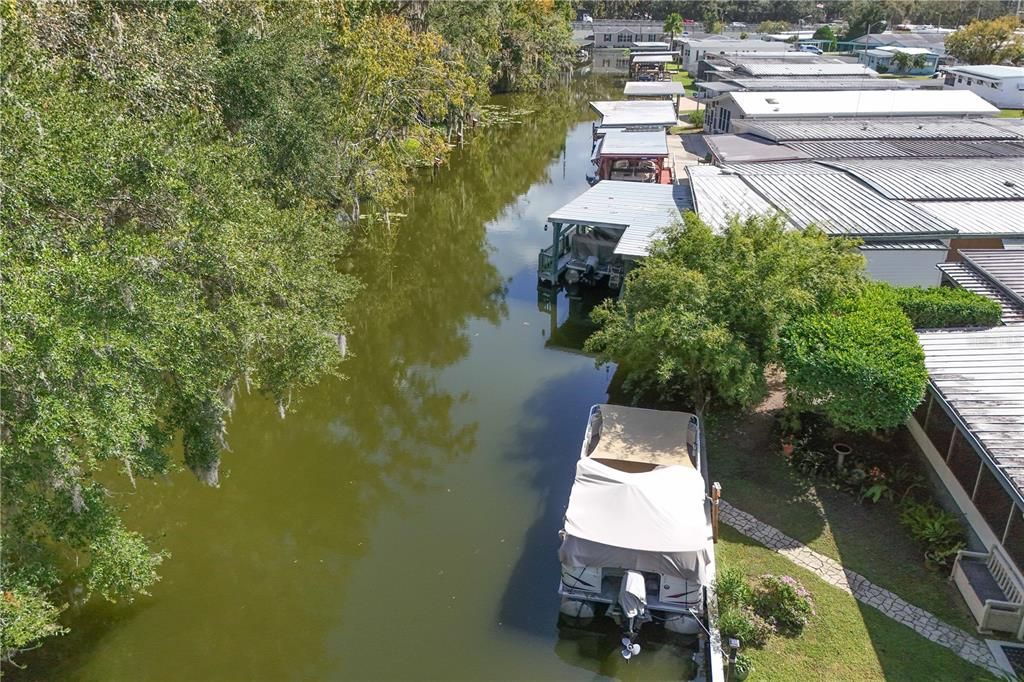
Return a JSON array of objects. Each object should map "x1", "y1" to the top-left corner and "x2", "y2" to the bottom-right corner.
[
  {"x1": 717, "y1": 527, "x2": 999, "y2": 681},
  {"x1": 706, "y1": 392, "x2": 977, "y2": 634},
  {"x1": 666, "y1": 65, "x2": 695, "y2": 94},
  {"x1": 998, "y1": 108, "x2": 1023, "y2": 118}
]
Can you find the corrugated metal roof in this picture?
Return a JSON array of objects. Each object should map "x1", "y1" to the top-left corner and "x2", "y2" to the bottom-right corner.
[
  {"x1": 736, "y1": 63, "x2": 876, "y2": 77},
  {"x1": 938, "y1": 261, "x2": 1024, "y2": 326},
  {"x1": 945, "y1": 65, "x2": 1024, "y2": 80},
  {"x1": 597, "y1": 130, "x2": 669, "y2": 157},
  {"x1": 623, "y1": 81, "x2": 687, "y2": 97},
  {"x1": 962, "y1": 250, "x2": 1024, "y2": 307},
  {"x1": 914, "y1": 201, "x2": 1024, "y2": 236},
  {"x1": 917, "y1": 326, "x2": 1024, "y2": 504},
  {"x1": 632, "y1": 54, "x2": 674, "y2": 63},
  {"x1": 724, "y1": 77, "x2": 917, "y2": 91},
  {"x1": 706, "y1": 134, "x2": 811, "y2": 162},
  {"x1": 631, "y1": 41, "x2": 671, "y2": 49},
  {"x1": 547, "y1": 180, "x2": 692, "y2": 258},
  {"x1": 590, "y1": 101, "x2": 678, "y2": 128},
  {"x1": 822, "y1": 158, "x2": 1024, "y2": 200},
  {"x1": 735, "y1": 118, "x2": 1021, "y2": 142},
  {"x1": 784, "y1": 138, "x2": 1024, "y2": 159},
  {"x1": 739, "y1": 171, "x2": 951, "y2": 236},
  {"x1": 686, "y1": 166, "x2": 780, "y2": 231},
  {"x1": 857, "y1": 240, "x2": 947, "y2": 250},
  {"x1": 727, "y1": 89, "x2": 998, "y2": 117}
]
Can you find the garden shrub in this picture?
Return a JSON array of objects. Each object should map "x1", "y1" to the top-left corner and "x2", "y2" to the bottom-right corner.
[
  {"x1": 714, "y1": 566, "x2": 750, "y2": 609},
  {"x1": 899, "y1": 500, "x2": 966, "y2": 567},
  {"x1": 751, "y1": 574, "x2": 815, "y2": 634},
  {"x1": 688, "y1": 109, "x2": 705, "y2": 128},
  {"x1": 885, "y1": 285, "x2": 1001, "y2": 329},
  {"x1": 717, "y1": 605, "x2": 775, "y2": 647},
  {"x1": 781, "y1": 293, "x2": 927, "y2": 432}
]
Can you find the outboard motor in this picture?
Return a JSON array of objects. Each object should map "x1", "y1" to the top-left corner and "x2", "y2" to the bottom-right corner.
[{"x1": 618, "y1": 570, "x2": 648, "y2": 660}]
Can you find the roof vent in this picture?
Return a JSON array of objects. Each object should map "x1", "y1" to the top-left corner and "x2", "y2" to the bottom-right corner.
[
  {"x1": 1005, "y1": 180, "x2": 1017, "y2": 188},
  {"x1": 765, "y1": 97, "x2": 778, "y2": 104}
]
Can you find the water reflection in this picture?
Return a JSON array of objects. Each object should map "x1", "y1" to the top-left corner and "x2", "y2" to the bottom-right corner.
[{"x1": 11, "y1": 75, "x2": 700, "y2": 682}]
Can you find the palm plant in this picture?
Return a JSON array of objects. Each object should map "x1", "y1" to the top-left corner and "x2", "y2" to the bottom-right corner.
[
  {"x1": 664, "y1": 12, "x2": 683, "y2": 47},
  {"x1": 911, "y1": 54, "x2": 928, "y2": 70},
  {"x1": 891, "y1": 51, "x2": 911, "y2": 73}
]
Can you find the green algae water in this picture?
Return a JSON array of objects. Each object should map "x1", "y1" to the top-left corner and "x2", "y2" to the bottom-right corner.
[{"x1": 14, "y1": 75, "x2": 696, "y2": 682}]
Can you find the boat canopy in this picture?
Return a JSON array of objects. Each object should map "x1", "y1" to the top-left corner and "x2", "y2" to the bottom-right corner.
[{"x1": 560, "y1": 457, "x2": 710, "y2": 581}]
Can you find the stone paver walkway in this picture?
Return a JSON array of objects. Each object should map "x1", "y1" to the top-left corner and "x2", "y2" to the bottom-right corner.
[{"x1": 720, "y1": 500, "x2": 1004, "y2": 677}]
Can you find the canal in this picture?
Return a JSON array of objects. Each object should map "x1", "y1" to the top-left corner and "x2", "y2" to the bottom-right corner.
[{"x1": 17, "y1": 74, "x2": 695, "y2": 681}]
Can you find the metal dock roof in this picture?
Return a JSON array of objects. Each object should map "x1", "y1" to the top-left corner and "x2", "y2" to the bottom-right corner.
[
  {"x1": 734, "y1": 118, "x2": 1018, "y2": 142},
  {"x1": 727, "y1": 89, "x2": 998, "y2": 117},
  {"x1": 917, "y1": 326, "x2": 1024, "y2": 504},
  {"x1": 632, "y1": 54, "x2": 674, "y2": 63},
  {"x1": 706, "y1": 134, "x2": 811, "y2": 163},
  {"x1": 913, "y1": 201, "x2": 1024, "y2": 237},
  {"x1": 547, "y1": 180, "x2": 692, "y2": 258},
  {"x1": 623, "y1": 81, "x2": 687, "y2": 97},
  {"x1": 822, "y1": 158, "x2": 1024, "y2": 200},
  {"x1": 590, "y1": 101, "x2": 678, "y2": 128},
  {"x1": 596, "y1": 130, "x2": 669, "y2": 157},
  {"x1": 686, "y1": 166, "x2": 780, "y2": 231}
]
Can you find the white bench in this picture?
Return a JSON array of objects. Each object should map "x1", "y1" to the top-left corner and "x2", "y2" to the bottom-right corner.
[{"x1": 951, "y1": 544, "x2": 1024, "y2": 639}]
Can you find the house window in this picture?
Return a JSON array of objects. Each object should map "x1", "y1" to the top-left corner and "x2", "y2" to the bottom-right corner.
[
  {"x1": 973, "y1": 465, "x2": 1014, "y2": 541},
  {"x1": 946, "y1": 430, "x2": 981, "y2": 493},
  {"x1": 925, "y1": 401, "x2": 956, "y2": 456},
  {"x1": 604, "y1": 33, "x2": 612, "y2": 42},
  {"x1": 966, "y1": 78, "x2": 973, "y2": 85},
  {"x1": 1004, "y1": 511, "x2": 1024, "y2": 569},
  {"x1": 648, "y1": 33, "x2": 657, "y2": 41},
  {"x1": 957, "y1": 76, "x2": 963, "y2": 84},
  {"x1": 991, "y1": 82, "x2": 998, "y2": 89}
]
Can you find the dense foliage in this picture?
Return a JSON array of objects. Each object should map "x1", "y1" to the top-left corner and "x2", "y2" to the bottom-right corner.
[
  {"x1": 0, "y1": 0, "x2": 574, "y2": 663},
  {"x1": 945, "y1": 15, "x2": 1024, "y2": 66},
  {"x1": 715, "y1": 567, "x2": 815, "y2": 648},
  {"x1": 585, "y1": 213, "x2": 865, "y2": 415},
  {"x1": 780, "y1": 291, "x2": 928, "y2": 432},
  {"x1": 883, "y1": 284, "x2": 1002, "y2": 329}
]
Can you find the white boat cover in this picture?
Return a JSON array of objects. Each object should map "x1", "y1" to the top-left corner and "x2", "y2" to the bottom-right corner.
[{"x1": 559, "y1": 457, "x2": 709, "y2": 581}]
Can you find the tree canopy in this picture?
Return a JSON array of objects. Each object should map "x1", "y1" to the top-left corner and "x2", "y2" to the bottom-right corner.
[
  {"x1": 945, "y1": 16, "x2": 1024, "y2": 66},
  {"x1": 0, "y1": 0, "x2": 574, "y2": 663},
  {"x1": 584, "y1": 213, "x2": 865, "y2": 415}
]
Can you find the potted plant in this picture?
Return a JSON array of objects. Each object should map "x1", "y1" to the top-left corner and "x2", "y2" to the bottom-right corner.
[{"x1": 734, "y1": 652, "x2": 754, "y2": 681}]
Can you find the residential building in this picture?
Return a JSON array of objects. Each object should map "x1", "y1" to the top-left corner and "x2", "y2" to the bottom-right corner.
[
  {"x1": 703, "y1": 89, "x2": 999, "y2": 134},
  {"x1": 859, "y1": 46, "x2": 939, "y2": 76},
  {"x1": 909, "y1": 325, "x2": 1024, "y2": 639},
  {"x1": 592, "y1": 20, "x2": 666, "y2": 49},
  {"x1": 678, "y1": 38, "x2": 782, "y2": 72},
  {"x1": 841, "y1": 31, "x2": 949, "y2": 58},
  {"x1": 944, "y1": 65, "x2": 1024, "y2": 109},
  {"x1": 684, "y1": 155, "x2": 1024, "y2": 286}
]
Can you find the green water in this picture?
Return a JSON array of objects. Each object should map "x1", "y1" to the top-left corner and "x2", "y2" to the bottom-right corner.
[{"x1": 17, "y1": 75, "x2": 695, "y2": 681}]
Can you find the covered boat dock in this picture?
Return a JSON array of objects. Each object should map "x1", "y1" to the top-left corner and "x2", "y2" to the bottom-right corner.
[
  {"x1": 590, "y1": 100, "x2": 678, "y2": 138},
  {"x1": 592, "y1": 130, "x2": 671, "y2": 184},
  {"x1": 623, "y1": 81, "x2": 687, "y2": 109},
  {"x1": 631, "y1": 53, "x2": 674, "y2": 80},
  {"x1": 538, "y1": 180, "x2": 691, "y2": 288}
]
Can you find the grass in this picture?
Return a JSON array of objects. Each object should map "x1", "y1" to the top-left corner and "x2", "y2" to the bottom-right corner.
[
  {"x1": 717, "y1": 526, "x2": 999, "y2": 681},
  {"x1": 665, "y1": 65, "x2": 695, "y2": 94},
  {"x1": 998, "y1": 108, "x2": 1023, "y2": 118},
  {"x1": 706, "y1": 391, "x2": 978, "y2": 634}
]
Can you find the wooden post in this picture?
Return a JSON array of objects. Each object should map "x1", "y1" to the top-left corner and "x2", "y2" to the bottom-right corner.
[
  {"x1": 551, "y1": 221, "x2": 562, "y2": 284},
  {"x1": 711, "y1": 482, "x2": 722, "y2": 543}
]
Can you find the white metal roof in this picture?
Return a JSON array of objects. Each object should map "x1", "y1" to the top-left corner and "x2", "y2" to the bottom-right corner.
[
  {"x1": 686, "y1": 166, "x2": 780, "y2": 231},
  {"x1": 822, "y1": 158, "x2": 1024, "y2": 200},
  {"x1": 726, "y1": 89, "x2": 999, "y2": 118},
  {"x1": 596, "y1": 130, "x2": 669, "y2": 157},
  {"x1": 914, "y1": 201, "x2": 1024, "y2": 236},
  {"x1": 724, "y1": 77, "x2": 917, "y2": 91},
  {"x1": 632, "y1": 41, "x2": 671, "y2": 49},
  {"x1": 590, "y1": 100, "x2": 678, "y2": 128},
  {"x1": 945, "y1": 65, "x2": 1024, "y2": 80},
  {"x1": 736, "y1": 118, "x2": 1022, "y2": 141},
  {"x1": 547, "y1": 180, "x2": 692, "y2": 258},
  {"x1": 876, "y1": 45, "x2": 936, "y2": 55},
  {"x1": 784, "y1": 139, "x2": 1024, "y2": 159},
  {"x1": 737, "y1": 63, "x2": 876, "y2": 77},
  {"x1": 632, "y1": 54, "x2": 674, "y2": 64},
  {"x1": 938, "y1": 250, "x2": 1024, "y2": 325},
  {"x1": 917, "y1": 326, "x2": 1024, "y2": 503},
  {"x1": 623, "y1": 81, "x2": 687, "y2": 97}
]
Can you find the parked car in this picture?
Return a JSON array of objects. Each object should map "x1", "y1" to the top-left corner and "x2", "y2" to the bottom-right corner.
[{"x1": 797, "y1": 44, "x2": 823, "y2": 55}]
